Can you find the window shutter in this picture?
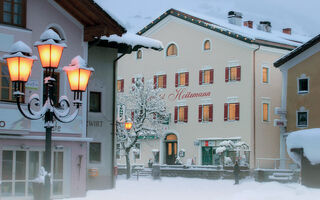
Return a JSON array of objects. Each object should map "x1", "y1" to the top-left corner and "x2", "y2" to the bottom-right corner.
[
  {"x1": 224, "y1": 103, "x2": 228, "y2": 121},
  {"x1": 163, "y1": 75, "x2": 167, "y2": 88},
  {"x1": 235, "y1": 103, "x2": 240, "y2": 120},
  {"x1": 175, "y1": 73, "x2": 178, "y2": 87},
  {"x1": 225, "y1": 67, "x2": 229, "y2": 82},
  {"x1": 154, "y1": 75, "x2": 157, "y2": 89},
  {"x1": 174, "y1": 106, "x2": 178, "y2": 123},
  {"x1": 142, "y1": 77, "x2": 144, "y2": 83},
  {"x1": 121, "y1": 80, "x2": 124, "y2": 92},
  {"x1": 184, "y1": 106, "x2": 188, "y2": 122},
  {"x1": 132, "y1": 78, "x2": 135, "y2": 83},
  {"x1": 198, "y1": 105, "x2": 202, "y2": 122},
  {"x1": 131, "y1": 111, "x2": 134, "y2": 121},
  {"x1": 236, "y1": 66, "x2": 241, "y2": 81},
  {"x1": 199, "y1": 70, "x2": 203, "y2": 85},
  {"x1": 185, "y1": 72, "x2": 189, "y2": 86},
  {"x1": 209, "y1": 104, "x2": 213, "y2": 122},
  {"x1": 210, "y1": 69, "x2": 214, "y2": 84}
]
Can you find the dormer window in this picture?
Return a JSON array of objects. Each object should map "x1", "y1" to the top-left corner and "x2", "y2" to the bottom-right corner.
[
  {"x1": 166, "y1": 43, "x2": 177, "y2": 57},
  {"x1": 203, "y1": 40, "x2": 211, "y2": 51}
]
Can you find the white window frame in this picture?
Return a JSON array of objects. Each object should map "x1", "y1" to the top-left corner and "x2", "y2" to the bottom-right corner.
[
  {"x1": 227, "y1": 61, "x2": 240, "y2": 83},
  {"x1": 176, "y1": 103, "x2": 187, "y2": 123},
  {"x1": 261, "y1": 64, "x2": 270, "y2": 84},
  {"x1": 296, "y1": 107, "x2": 308, "y2": 128},
  {"x1": 201, "y1": 104, "x2": 211, "y2": 122},
  {"x1": 200, "y1": 67, "x2": 213, "y2": 85},
  {"x1": 226, "y1": 97, "x2": 239, "y2": 122},
  {"x1": 297, "y1": 74, "x2": 309, "y2": 94},
  {"x1": 177, "y1": 71, "x2": 188, "y2": 87},
  {"x1": 165, "y1": 42, "x2": 179, "y2": 58},
  {"x1": 261, "y1": 98, "x2": 271, "y2": 123}
]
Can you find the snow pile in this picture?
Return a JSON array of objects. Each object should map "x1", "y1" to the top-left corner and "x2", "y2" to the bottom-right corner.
[
  {"x1": 286, "y1": 128, "x2": 320, "y2": 166},
  {"x1": 101, "y1": 32, "x2": 163, "y2": 50},
  {"x1": 33, "y1": 167, "x2": 47, "y2": 184},
  {"x1": 65, "y1": 177, "x2": 320, "y2": 200},
  {"x1": 216, "y1": 146, "x2": 226, "y2": 154}
]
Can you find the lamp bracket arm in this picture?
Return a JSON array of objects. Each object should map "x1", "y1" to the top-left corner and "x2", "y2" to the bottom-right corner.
[
  {"x1": 53, "y1": 107, "x2": 79, "y2": 123},
  {"x1": 17, "y1": 96, "x2": 47, "y2": 120},
  {"x1": 52, "y1": 96, "x2": 71, "y2": 118}
]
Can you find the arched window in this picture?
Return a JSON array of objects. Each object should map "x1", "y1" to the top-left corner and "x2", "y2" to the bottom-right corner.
[
  {"x1": 137, "y1": 50, "x2": 142, "y2": 59},
  {"x1": 204, "y1": 40, "x2": 211, "y2": 51},
  {"x1": 166, "y1": 43, "x2": 177, "y2": 56},
  {"x1": 166, "y1": 134, "x2": 177, "y2": 141}
]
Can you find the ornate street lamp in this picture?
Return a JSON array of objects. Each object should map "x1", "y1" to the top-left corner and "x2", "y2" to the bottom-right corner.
[
  {"x1": 2, "y1": 29, "x2": 93, "y2": 200},
  {"x1": 125, "y1": 120, "x2": 133, "y2": 130}
]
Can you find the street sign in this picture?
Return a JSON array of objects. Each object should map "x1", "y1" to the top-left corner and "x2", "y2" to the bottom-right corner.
[
  {"x1": 117, "y1": 104, "x2": 125, "y2": 123},
  {"x1": 274, "y1": 119, "x2": 287, "y2": 127}
]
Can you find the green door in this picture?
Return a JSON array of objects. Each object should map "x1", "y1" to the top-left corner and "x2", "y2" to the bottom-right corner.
[{"x1": 202, "y1": 147, "x2": 213, "y2": 165}]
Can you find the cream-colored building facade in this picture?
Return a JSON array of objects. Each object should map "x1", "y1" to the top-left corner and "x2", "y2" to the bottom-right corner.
[{"x1": 117, "y1": 9, "x2": 308, "y2": 169}]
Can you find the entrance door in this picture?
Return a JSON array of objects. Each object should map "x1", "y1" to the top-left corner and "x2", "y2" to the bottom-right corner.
[
  {"x1": 165, "y1": 134, "x2": 177, "y2": 165},
  {"x1": 202, "y1": 147, "x2": 213, "y2": 165}
]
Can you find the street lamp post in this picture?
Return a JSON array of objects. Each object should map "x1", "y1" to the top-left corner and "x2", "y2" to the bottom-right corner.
[{"x1": 3, "y1": 29, "x2": 94, "y2": 200}]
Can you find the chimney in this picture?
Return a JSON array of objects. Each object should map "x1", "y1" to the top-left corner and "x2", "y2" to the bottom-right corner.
[
  {"x1": 244, "y1": 20, "x2": 253, "y2": 28},
  {"x1": 258, "y1": 21, "x2": 272, "y2": 32},
  {"x1": 228, "y1": 11, "x2": 243, "y2": 26},
  {"x1": 282, "y1": 28, "x2": 291, "y2": 35}
]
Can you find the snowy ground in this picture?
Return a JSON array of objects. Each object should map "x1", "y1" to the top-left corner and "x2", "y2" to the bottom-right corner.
[{"x1": 65, "y1": 176, "x2": 320, "y2": 200}]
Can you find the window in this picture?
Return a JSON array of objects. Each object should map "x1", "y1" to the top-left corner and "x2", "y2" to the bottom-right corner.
[
  {"x1": 175, "y1": 72, "x2": 189, "y2": 87},
  {"x1": 0, "y1": 0, "x2": 26, "y2": 27},
  {"x1": 116, "y1": 143, "x2": 121, "y2": 159},
  {"x1": 297, "y1": 111, "x2": 308, "y2": 127},
  {"x1": 154, "y1": 74, "x2": 167, "y2": 89},
  {"x1": 0, "y1": 62, "x2": 22, "y2": 102},
  {"x1": 89, "y1": 142, "x2": 101, "y2": 163},
  {"x1": 166, "y1": 43, "x2": 177, "y2": 56},
  {"x1": 224, "y1": 103, "x2": 240, "y2": 121},
  {"x1": 133, "y1": 143, "x2": 141, "y2": 160},
  {"x1": 204, "y1": 40, "x2": 211, "y2": 51},
  {"x1": 262, "y1": 103, "x2": 269, "y2": 122},
  {"x1": 199, "y1": 104, "x2": 213, "y2": 122},
  {"x1": 225, "y1": 66, "x2": 241, "y2": 82},
  {"x1": 89, "y1": 91, "x2": 101, "y2": 112},
  {"x1": 298, "y1": 78, "x2": 309, "y2": 94},
  {"x1": 262, "y1": 67, "x2": 269, "y2": 83},
  {"x1": 136, "y1": 50, "x2": 142, "y2": 59},
  {"x1": 174, "y1": 106, "x2": 188, "y2": 123},
  {"x1": 117, "y1": 79, "x2": 124, "y2": 92},
  {"x1": 199, "y1": 69, "x2": 213, "y2": 85}
]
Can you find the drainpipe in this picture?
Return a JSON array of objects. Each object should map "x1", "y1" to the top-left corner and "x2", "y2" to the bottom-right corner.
[
  {"x1": 253, "y1": 44, "x2": 260, "y2": 168},
  {"x1": 111, "y1": 53, "x2": 126, "y2": 188}
]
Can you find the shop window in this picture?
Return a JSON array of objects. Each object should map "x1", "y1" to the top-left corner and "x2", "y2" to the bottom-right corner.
[
  {"x1": 117, "y1": 79, "x2": 124, "y2": 92},
  {"x1": 0, "y1": 0, "x2": 26, "y2": 28},
  {"x1": 262, "y1": 67, "x2": 269, "y2": 83},
  {"x1": 174, "y1": 106, "x2": 188, "y2": 123},
  {"x1": 89, "y1": 91, "x2": 101, "y2": 112},
  {"x1": 262, "y1": 103, "x2": 269, "y2": 122},
  {"x1": 199, "y1": 104, "x2": 213, "y2": 122},
  {"x1": 203, "y1": 40, "x2": 211, "y2": 51},
  {"x1": 154, "y1": 74, "x2": 167, "y2": 89},
  {"x1": 224, "y1": 103, "x2": 240, "y2": 121},
  {"x1": 225, "y1": 66, "x2": 241, "y2": 82},
  {"x1": 89, "y1": 142, "x2": 101, "y2": 163},
  {"x1": 166, "y1": 43, "x2": 177, "y2": 56},
  {"x1": 175, "y1": 72, "x2": 189, "y2": 87},
  {"x1": 199, "y1": 69, "x2": 213, "y2": 85},
  {"x1": 297, "y1": 111, "x2": 308, "y2": 128},
  {"x1": 136, "y1": 50, "x2": 142, "y2": 59},
  {"x1": 298, "y1": 78, "x2": 309, "y2": 94},
  {"x1": 53, "y1": 152, "x2": 63, "y2": 195}
]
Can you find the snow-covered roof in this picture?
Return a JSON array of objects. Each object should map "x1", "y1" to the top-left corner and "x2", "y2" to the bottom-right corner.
[
  {"x1": 286, "y1": 128, "x2": 320, "y2": 166},
  {"x1": 139, "y1": 9, "x2": 310, "y2": 49},
  {"x1": 101, "y1": 32, "x2": 163, "y2": 51}
]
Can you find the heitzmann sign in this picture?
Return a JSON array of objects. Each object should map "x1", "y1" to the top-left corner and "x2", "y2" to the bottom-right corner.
[{"x1": 160, "y1": 88, "x2": 211, "y2": 101}]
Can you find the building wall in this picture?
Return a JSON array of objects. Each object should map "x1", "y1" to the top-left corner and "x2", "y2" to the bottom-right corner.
[
  {"x1": 117, "y1": 16, "x2": 286, "y2": 169},
  {"x1": 286, "y1": 51, "x2": 320, "y2": 132}
]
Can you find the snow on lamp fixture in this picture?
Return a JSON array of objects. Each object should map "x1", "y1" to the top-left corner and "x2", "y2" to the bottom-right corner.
[
  {"x1": 34, "y1": 29, "x2": 67, "y2": 69},
  {"x1": 63, "y1": 56, "x2": 94, "y2": 102},
  {"x1": 3, "y1": 41, "x2": 37, "y2": 94}
]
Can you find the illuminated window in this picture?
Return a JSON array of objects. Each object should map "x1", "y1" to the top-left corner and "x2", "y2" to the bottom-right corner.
[
  {"x1": 225, "y1": 66, "x2": 241, "y2": 82},
  {"x1": 199, "y1": 104, "x2": 213, "y2": 122},
  {"x1": 137, "y1": 50, "x2": 142, "y2": 59},
  {"x1": 154, "y1": 74, "x2": 167, "y2": 89},
  {"x1": 262, "y1": 67, "x2": 269, "y2": 83},
  {"x1": 166, "y1": 43, "x2": 177, "y2": 56},
  {"x1": 199, "y1": 69, "x2": 213, "y2": 85},
  {"x1": 175, "y1": 72, "x2": 189, "y2": 87},
  {"x1": 174, "y1": 106, "x2": 188, "y2": 123},
  {"x1": 0, "y1": 0, "x2": 26, "y2": 27},
  {"x1": 224, "y1": 103, "x2": 240, "y2": 121},
  {"x1": 263, "y1": 103, "x2": 269, "y2": 121},
  {"x1": 117, "y1": 79, "x2": 124, "y2": 92},
  {"x1": 204, "y1": 40, "x2": 211, "y2": 51},
  {"x1": 230, "y1": 67, "x2": 237, "y2": 81}
]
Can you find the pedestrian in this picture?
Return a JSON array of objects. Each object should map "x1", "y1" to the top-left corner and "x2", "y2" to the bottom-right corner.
[{"x1": 233, "y1": 160, "x2": 240, "y2": 184}]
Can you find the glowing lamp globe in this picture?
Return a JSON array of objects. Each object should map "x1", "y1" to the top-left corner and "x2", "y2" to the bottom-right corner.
[
  {"x1": 63, "y1": 56, "x2": 94, "y2": 93},
  {"x1": 3, "y1": 41, "x2": 37, "y2": 83},
  {"x1": 34, "y1": 29, "x2": 67, "y2": 68},
  {"x1": 125, "y1": 121, "x2": 133, "y2": 130}
]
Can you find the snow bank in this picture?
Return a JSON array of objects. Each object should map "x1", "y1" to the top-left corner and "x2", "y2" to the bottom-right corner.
[
  {"x1": 101, "y1": 32, "x2": 163, "y2": 50},
  {"x1": 286, "y1": 128, "x2": 320, "y2": 166}
]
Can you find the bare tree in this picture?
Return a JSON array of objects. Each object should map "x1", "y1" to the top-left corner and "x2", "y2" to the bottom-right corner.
[{"x1": 116, "y1": 79, "x2": 169, "y2": 179}]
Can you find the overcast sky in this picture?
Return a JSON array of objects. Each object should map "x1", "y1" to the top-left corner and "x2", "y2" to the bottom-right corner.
[{"x1": 96, "y1": 0, "x2": 319, "y2": 38}]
